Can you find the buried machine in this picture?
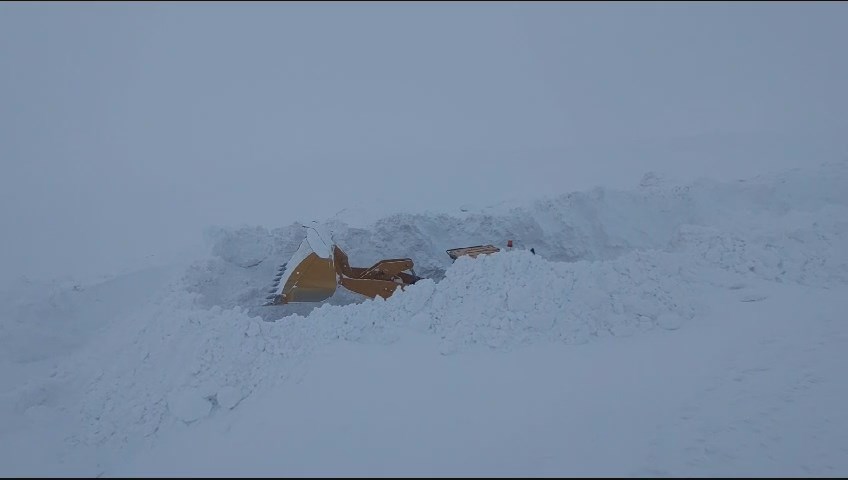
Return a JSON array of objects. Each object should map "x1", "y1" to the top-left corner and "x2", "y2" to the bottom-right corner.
[{"x1": 264, "y1": 223, "x2": 501, "y2": 306}]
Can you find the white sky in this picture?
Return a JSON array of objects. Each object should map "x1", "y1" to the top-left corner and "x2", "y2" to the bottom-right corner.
[{"x1": 1, "y1": 1, "x2": 846, "y2": 285}]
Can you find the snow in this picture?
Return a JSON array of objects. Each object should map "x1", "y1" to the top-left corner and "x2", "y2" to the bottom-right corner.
[
  {"x1": 116, "y1": 282, "x2": 848, "y2": 477},
  {"x1": 1, "y1": 160, "x2": 847, "y2": 476},
  {"x1": 304, "y1": 221, "x2": 335, "y2": 259}
]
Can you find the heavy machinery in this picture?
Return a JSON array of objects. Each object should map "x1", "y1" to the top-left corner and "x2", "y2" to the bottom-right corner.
[
  {"x1": 263, "y1": 223, "x2": 502, "y2": 306},
  {"x1": 264, "y1": 224, "x2": 423, "y2": 305}
]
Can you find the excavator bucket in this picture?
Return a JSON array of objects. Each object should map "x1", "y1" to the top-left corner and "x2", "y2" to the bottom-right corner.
[{"x1": 264, "y1": 224, "x2": 337, "y2": 305}]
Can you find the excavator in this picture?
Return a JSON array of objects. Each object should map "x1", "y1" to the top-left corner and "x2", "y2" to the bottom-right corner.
[{"x1": 263, "y1": 223, "x2": 501, "y2": 305}]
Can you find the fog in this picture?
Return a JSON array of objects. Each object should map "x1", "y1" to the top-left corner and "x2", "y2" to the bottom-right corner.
[{"x1": 1, "y1": 1, "x2": 846, "y2": 285}]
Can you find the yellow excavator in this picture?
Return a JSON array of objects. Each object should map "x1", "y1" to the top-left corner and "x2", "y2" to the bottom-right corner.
[{"x1": 263, "y1": 223, "x2": 501, "y2": 305}]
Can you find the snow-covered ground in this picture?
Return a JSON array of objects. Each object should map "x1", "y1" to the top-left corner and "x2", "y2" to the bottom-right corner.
[{"x1": 1, "y1": 160, "x2": 847, "y2": 477}]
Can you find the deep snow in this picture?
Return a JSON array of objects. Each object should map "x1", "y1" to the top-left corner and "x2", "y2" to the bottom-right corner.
[{"x1": 1, "y1": 160, "x2": 847, "y2": 476}]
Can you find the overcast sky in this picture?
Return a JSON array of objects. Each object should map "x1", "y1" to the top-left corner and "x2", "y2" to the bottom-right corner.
[{"x1": 1, "y1": 1, "x2": 846, "y2": 285}]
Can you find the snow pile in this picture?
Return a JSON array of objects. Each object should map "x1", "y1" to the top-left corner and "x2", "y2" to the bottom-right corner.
[{"x1": 413, "y1": 249, "x2": 699, "y2": 352}]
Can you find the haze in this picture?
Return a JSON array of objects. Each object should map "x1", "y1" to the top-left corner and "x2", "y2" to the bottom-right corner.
[{"x1": 2, "y1": 1, "x2": 846, "y2": 286}]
